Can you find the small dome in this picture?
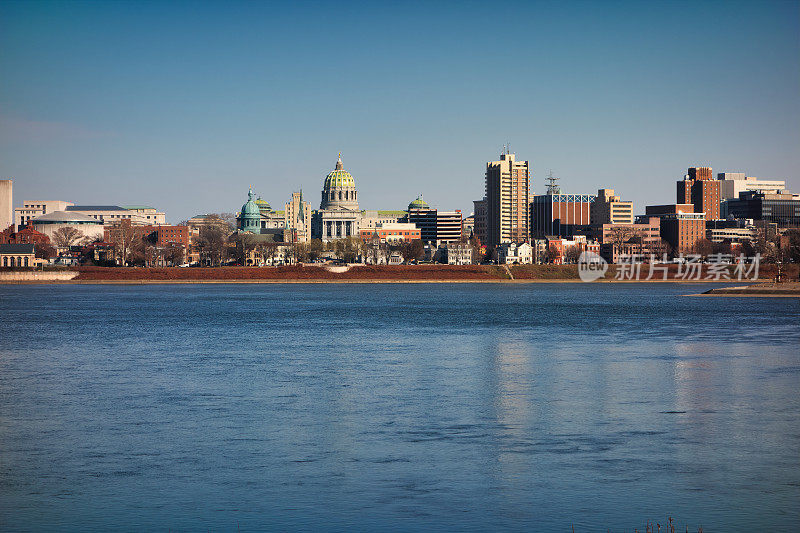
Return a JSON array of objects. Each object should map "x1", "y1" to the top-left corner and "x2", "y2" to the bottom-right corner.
[
  {"x1": 408, "y1": 194, "x2": 429, "y2": 211},
  {"x1": 241, "y1": 190, "x2": 261, "y2": 217},
  {"x1": 323, "y1": 155, "x2": 355, "y2": 189}
]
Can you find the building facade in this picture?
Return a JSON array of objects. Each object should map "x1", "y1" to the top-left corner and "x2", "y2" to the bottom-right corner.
[
  {"x1": 0, "y1": 243, "x2": 35, "y2": 268},
  {"x1": 312, "y1": 155, "x2": 362, "y2": 241},
  {"x1": 591, "y1": 188, "x2": 633, "y2": 225},
  {"x1": 0, "y1": 180, "x2": 12, "y2": 232},
  {"x1": 284, "y1": 191, "x2": 311, "y2": 243},
  {"x1": 15, "y1": 200, "x2": 74, "y2": 230},
  {"x1": 717, "y1": 173, "x2": 786, "y2": 200},
  {"x1": 724, "y1": 191, "x2": 800, "y2": 227},
  {"x1": 677, "y1": 167, "x2": 721, "y2": 221},
  {"x1": 485, "y1": 151, "x2": 529, "y2": 247},
  {"x1": 359, "y1": 223, "x2": 421, "y2": 244},
  {"x1": 32, "y1": 211, "x2": 105, "y2": 243},
  {"x1": 530, "y1": 193, "x2": 595, "y2": 237},
  {"x1": 472, "y1": 198, "x2": 487, "y2": 245}
]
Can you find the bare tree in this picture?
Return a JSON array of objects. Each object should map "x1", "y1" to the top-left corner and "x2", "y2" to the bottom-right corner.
[
  {"x1": 564, "y1": 246, "x2": 582, "y2": 264},
  {"x1": 52, "y1": 226, "x2": 83, "y2": 248},
  {"x1": 164, "y1": 242, "x2": 185, "y2": 265},
  {"x1": 547, "y1": 243, "x2": 561, "y2": 263},
  {"x1": 197, "y1": 215, "x2": 232, "y2": 266},
  {"x1": 107, "y1": 220, "x2": 143, "y2": 266},
  {"x1": 608, "y1": 226, "x2": 635, "y2": 257}
]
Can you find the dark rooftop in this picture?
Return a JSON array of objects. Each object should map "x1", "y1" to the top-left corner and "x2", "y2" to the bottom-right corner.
[
  {"x1": 0, "y1": 243, "x2": 35, "y2": 254},
  {"x1": 66, "y1": 205, "x2": 127, "y2": 211}
]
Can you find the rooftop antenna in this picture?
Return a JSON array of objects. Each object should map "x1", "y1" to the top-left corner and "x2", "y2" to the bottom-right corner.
[{"x1": 545, "y1": 170, "x2": 561, "y2": 195}]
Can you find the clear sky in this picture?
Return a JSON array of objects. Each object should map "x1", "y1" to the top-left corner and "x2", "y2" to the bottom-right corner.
[{"x1": 1, "y1": 0, "x2": 798, "y2": 223}]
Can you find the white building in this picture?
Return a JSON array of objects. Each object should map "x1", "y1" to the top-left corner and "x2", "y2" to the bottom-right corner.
[
  {"x1": 496, "y1": 242, "x2": 533, "y2": 264},
  {"x1": 66, "y1": 205, "x2": 166, "y2": 224},
  {"x1": 442, "y1": 242, "x2": 473, "y2": 265},
  {"x1": 717, "y1": 173, "x2": 787, "y2": 200},
  {"x1": 0, "y1": 180, "x2": 12, "y2": 232},
  {"x1": 31, "y1": 211, "x2": 104, "y2": 243},
  {"x1": 14, "y1": 200, "x2": 74, "y2": 230}
]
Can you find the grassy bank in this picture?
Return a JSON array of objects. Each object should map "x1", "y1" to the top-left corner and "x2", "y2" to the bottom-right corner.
[{"x1": 55, "y1": 263, "x2": 798, "y2": 283}]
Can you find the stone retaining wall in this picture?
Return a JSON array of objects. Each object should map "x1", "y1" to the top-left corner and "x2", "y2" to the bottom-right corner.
[{"x1": 0, "y1": 271, "x2": 79, "y2": 282}]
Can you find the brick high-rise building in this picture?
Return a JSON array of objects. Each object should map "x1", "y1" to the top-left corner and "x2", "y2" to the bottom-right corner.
[
  {"x1": 485, "y1": 151, "x2": 529, "y2": 248},
  {"x1": 677, "y1": 167, "x2": 720, "y2": 221}
]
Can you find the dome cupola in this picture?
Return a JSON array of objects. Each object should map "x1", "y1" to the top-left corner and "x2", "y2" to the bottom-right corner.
[
  {"x1": 320, "y1": 153, "x2": 359, "y2": 211},
  {"x1": 408, "y1": 194, "x2": 430, "y2": 211},
  {"x1": 237, "y1": 189, "x2": 262, "y2": 232}
]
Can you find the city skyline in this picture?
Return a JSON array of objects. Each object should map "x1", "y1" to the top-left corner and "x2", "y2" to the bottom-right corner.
[{"x1": 1, "y1": 1, "x2": 799, "y2": 223}]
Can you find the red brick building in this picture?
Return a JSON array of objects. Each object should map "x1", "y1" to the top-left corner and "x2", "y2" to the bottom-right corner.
[{"x1": 677, "y1": 167, "x2": 721, "y2": 221}]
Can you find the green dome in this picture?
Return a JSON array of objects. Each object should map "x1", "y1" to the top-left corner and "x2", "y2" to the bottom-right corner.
[
  {"x1": 408, "y1": 194, "x2": 429, "y2": 211},
  {"x1": 241, "y1": 190, "x2": 260, "y2": 217},
  {"x1": 323, "y1": 155, "x2": 355, "y2": 189}
]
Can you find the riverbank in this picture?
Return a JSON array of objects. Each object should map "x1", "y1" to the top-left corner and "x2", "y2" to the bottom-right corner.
[
  {"x1": 700, "y1": 282, "x2": 800, "y2": 297},
  {"x1": 2, "y1": 263, "x2": 795, "y2": 284}
]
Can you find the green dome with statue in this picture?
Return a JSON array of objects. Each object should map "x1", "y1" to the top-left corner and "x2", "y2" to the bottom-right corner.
[{"x1": 408, "y1": 194, "x2": 429, "y2": 211}]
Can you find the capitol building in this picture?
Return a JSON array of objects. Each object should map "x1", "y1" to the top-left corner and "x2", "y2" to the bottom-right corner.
[{"x1": 311, "y1": 154, "x2": 362, "y2": 241}]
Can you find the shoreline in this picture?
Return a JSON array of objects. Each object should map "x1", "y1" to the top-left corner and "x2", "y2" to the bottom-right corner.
[{"x1": 2, "y1": 278, "x2": 757, "y2": 285}]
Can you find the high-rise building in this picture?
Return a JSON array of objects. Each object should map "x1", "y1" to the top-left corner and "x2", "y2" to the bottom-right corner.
[
  {"x1": 472, "y1": 198, "x2": 487, "y2": 245},
  {"x1": 485, "y1": 151, "x2": 529, "y2": 247},
  {"x1": 530, "y1": 193, "x2": 596, "y2": 237},
  {"x1": 677, "y1": 167, "x2": 720, "y2": 220},
  {"x1": 285, "y1": 190, "x2": 311, "y2": 243},
  {"x1": 0, "y1": 179, "x2": 12, "y2": 232},
  {"x1": 590, "y1": 188, "x2": 634, "y2": 225}
]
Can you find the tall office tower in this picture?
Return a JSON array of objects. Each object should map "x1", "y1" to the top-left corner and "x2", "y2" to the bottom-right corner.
[
  {"x1": 485, "y1": 150, "x2": 529, "y2": 248},
  {"x1": 678, "y1": 166, "x2": 720, "y2": 220},
  {"x1": 0, "y1": 179, "x2": 11, "y2": 232}
]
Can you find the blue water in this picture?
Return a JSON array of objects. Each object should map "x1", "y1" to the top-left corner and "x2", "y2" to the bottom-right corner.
[{"x1": 0, "y1": 283, "x2": 798, "y2": 531}]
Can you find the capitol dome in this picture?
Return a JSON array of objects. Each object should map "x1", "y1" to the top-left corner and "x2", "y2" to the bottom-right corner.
[
  {"x1": 320, "y1": 154, "x2": 359, "y2": 211},
  {"x1": 408, "y1": 194, "x2": 429, "y2": 211}
]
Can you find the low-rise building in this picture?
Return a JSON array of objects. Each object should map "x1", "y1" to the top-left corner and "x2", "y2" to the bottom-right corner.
[
  {"x1": 0, "y1": 243, "x2": 36, "y2": 268},
  {"x1": 66, "y1": 205, "x2": 165, "y2": 225},
  {"x1": 359, "y1": 223, "x2": 420, "y2": 244},
  {"x1": 32, "y1": 211, "x2": 105, "y2": 243},
  {"x1": 496, "y1": 242, "x2": 533, "y2": 264},
  {"x1": 442, "y1": 242, "x2": 473, "y2": 265}
]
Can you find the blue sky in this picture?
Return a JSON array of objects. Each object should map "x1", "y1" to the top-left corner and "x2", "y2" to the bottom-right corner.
[{"x1": 1, "y1": 0, "x2": 798, "y2": 223}]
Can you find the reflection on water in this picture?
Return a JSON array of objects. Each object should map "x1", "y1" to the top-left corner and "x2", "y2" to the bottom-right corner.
[{"x1": 0, "y1": 283, "x2": 798, "y2": 531}]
